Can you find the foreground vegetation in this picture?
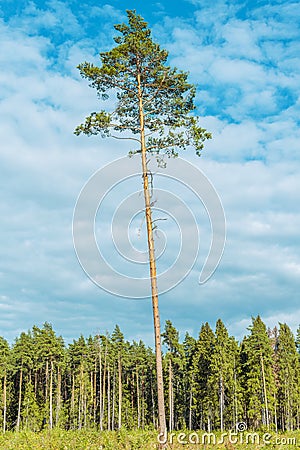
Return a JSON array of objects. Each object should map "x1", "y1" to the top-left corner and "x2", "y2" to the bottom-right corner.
[{"x1": 0, "y1": 429, "x2": 299, "y2": 449}]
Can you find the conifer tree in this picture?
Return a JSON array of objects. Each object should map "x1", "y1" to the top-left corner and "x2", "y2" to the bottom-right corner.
[
  {"x1": 240, "y1": 316, "x2": 276, "y2": 429},
  {"x1": 0, "y1": 337, "x2": 10, "y2": 433},
  {"x1": 182, "y1": 332, "x2": 197, "y2": 430},
  {"x1": 192, "y1": 323, "x2": 216, "y2": 431},
  {"x1": 162, "y1": 320, "x2": 185, "y2": 430},
  {"x1": 12, "y1": 331, "x2": 35, "y2": 431},
  {"x1": 32, "y1": 323, "x2": 65, "y2": 429},
  {"x1": 75, "y1": 10, "x2": 211, "y2": 439},
  {"x1": 276, "y1": 323, "x2": 300, "y2": 431},
  {"x1": 209, "y1": 320, "x2": 240, "y2": 430}
]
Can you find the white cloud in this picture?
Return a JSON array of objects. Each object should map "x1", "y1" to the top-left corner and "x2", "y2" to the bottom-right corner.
[{"x1": 0, "y1": 1, "x2": 299, "y2": 345}]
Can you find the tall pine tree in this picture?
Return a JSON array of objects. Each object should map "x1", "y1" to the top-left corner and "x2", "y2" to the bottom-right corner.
[{"x1": 75, "y1": 10, "x2": 211, "y2": 439}]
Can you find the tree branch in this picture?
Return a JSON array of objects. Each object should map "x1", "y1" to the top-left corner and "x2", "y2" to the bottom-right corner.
[{"x1": 111, "y1": 135, "x2": 141, "y2": 143}]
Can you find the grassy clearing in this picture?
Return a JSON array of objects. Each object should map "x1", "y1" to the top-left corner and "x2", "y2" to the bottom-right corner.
[{"x1": 0, "y1": 429, "x2": 299, "y2": 449}]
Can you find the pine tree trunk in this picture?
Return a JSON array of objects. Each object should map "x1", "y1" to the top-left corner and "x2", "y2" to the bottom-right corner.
[
  {"x1": 260, "y1": 353, "x2": 269, "y2": 430},
  {"x1": 16, "y1": 364, "x2": 23, "y2": 431},
  {"x1": 137, "y1": 70, "x2": 166, "y2": 441},
  {"x1": 112, "y1": 366, "x2": 116, "y2": 430},
  {"x1": 169, "y1": 359, "x2": 173, "y2": 431},
  {"x1": 45, "y1": 359, "x2": 49, "y2": 407},
  {"x1": 274, "y1": 392, "x2": 278, "y2": 433},
  {"x1": 3, "y1": 372, "x2": 7, "y2": 433},
  {"x1": 107, "y1": 365, "x2": 111, "y2": 431},
  {"x1": 49, "y1": 360, "x2": 53, "y2": 429},
  {"x1": 101, "y1": 340, "x2": 107, "y2": 431},
  {"x1": 93, "y1": 368, "x2": 97, "y2": 425},
  {"x1": 234, "y1": 361, "x2": 238, "y2": 428},
  {"x1": 71, "y1": 373, "x2": 75, "y2": 429},
  {"x1": 136, "y1": 368, "x2": 140, "y2": 429},
  {"x1": 78, "y1": 364, "x2": 83, "y2": 430},
  {"x1": 118, "y1": 354, "x2": 122, "y2": 430},
  {"x1": 56, "y1": 366, "x2": 61, "y2": 426},
  {"x1": 150, "y1": 369, "x2": 155, "y2": 427},
  {"x1": 141, "y1": 376, "x2": 145, "y2": 430},
  {"x1": 98, "y1": 338, "x2": 103, "y2": 431},
  {"x1": 220, "y1": 375, "x2": 224, "y2": 432},
  {"x1": 189, "y1": 384, "x2": 193, "y2": 430}
]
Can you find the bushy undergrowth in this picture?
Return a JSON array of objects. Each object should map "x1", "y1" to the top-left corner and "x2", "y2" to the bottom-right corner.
[{"x1": 0, "y1": 429, "x2": 299, "y2": 450}]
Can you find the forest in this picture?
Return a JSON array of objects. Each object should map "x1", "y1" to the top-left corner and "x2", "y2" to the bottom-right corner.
[{"x1": 0, "y1": 316, "x2": 299, "y2": 435}]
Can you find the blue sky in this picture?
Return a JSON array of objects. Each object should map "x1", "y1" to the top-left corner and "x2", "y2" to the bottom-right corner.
[{"x1": 0, "y1": 0, "x2": 299, "y2": 345}]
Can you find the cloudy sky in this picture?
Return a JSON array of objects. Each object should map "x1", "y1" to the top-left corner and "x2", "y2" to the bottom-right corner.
[{"x1": 1, "y1": 0, "x2": 299, "y2": 345}]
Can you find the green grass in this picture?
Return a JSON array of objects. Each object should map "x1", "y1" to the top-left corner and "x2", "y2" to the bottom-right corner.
[{"x1": 0, "y1": 429, "x2": 299, "y2": 449}]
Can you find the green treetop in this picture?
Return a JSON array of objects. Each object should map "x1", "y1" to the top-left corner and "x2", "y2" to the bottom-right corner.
[{"x1": 75, "y1": 9, "x2": 211, "y2": 160}]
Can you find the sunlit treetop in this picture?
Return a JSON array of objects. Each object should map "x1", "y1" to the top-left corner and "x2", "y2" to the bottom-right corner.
[{"x1": 75, "y1": 10, "x2": 211, "y2": 160}]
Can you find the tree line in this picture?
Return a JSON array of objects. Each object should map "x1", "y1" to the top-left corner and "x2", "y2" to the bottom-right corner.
[{"x1": 0, "y1": 316, "x2": 299, "y2": 433}]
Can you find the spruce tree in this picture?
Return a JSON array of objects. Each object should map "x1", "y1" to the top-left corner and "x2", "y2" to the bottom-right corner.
[
  {"x1": 209, "y1": 319, "x2": 240, "y2": 430},
  {"x1": 75, "y1": 10, "x2": 211, "y2": 438},
  {"x1": 32, "y1": 323, "x2": 65, "y2": 429},
  {"x1": 240, "y1": 316, "x2": 276, "y2": 430},
  {"x1": 192, "y1": 323, "x2": 216, "y2": 431},
  {"x1": 276, "y1": 323, "x2": 300, "y2": 431},
  {"x1": 182, "y1": 332, "x2": 197, "y2": 430},
  {"x1": 12, "y1": 331, "x2": 35, "y2": 431}
]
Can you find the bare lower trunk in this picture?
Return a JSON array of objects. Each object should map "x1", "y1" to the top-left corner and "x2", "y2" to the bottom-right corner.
[
  {"x1": 137, "y1": 70, "x2": 166, "y2": 441},
  {"x1": 118, "y1": 355, "x2": 122, "y2": 430},
  {"x1": 107, "y1": 366, "x2": 111, "y2": 431},
  {"x1": 112, "y1": 366, "x2": 116, "y2": 430},
  {"x1": 3, "y1": 372, "x2": 7, "y2": 433},
  {"x1": 189, "y1": 384, "x2": 193, "y2": 430},
  {"x1": 49, "y1": 360, "x2": 53, "y2": 429},
  {"x1": 56, "y1": 365, "x2": 61, "y2": 426},
  {"x1": 16, "y1": 365, "x2": 23, "y2": 431},
  {"x1": 260, "y1": 353, "x2": 269, "y2": 430},
  {"x1": 220, "y1": 375, "x2": 224, "y2": 432},
  {"x1": 169, "y1": 359, "x2": 174, "y2": 431},
  {"x1": 136, "y1": 368, "x2": 140, "y2": 429},
  {"x1": 71, "y1": 373, "x2": 75, "y2": 429}
]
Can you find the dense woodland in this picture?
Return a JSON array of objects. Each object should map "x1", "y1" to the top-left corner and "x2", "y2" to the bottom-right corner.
[{"x1": 0, "y1": 316, "x2": 300, "y2": 434}]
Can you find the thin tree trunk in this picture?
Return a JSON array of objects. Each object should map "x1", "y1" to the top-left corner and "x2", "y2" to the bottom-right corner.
[
  {"x1": 141, "y1": 376, "x2": 145, "y2": 430},
  {"x1": 137, "y1": 70, "x2": 166, "y2": 440},
  {"x1": 234, "y1": 360, "x2": 238, "y2": 428},
  {"x1": 98, "y1": 337, "x2": 103, "y2": 430},
  {"x1": 84, "y1": 392, "x2": 87, "y2": 429},
  {"x1": 169, "y1": 359, "x2": 173, "y2": 431},
  {"x1": 49, "y1": 360, "x2": 53, "y2": 429},
  {"x1": 45, "y1": 359, "x2": 49, "y2": 408},
  {"x1": 101, "y1": 339, "x2": 107, "y2": 431},
  {"x1": 71, "y1": 373, "x2": 75, "y2": 429},
  {"x1": 16, "y1": 364, "x2": 23, "y2": 431},
  {"x1": 150, "y1": 369, "x2": 155, "y2": 427},
  {"x1": 56, "y1": 366, "x2": 61, "y2": 426},
  {"x1": 112, "y1": 365, "x2": 116, "y2": 430},
  {"x1": 136, "y1": 368, "x2": 140, "y2": 429},
  {"x1": 189, "y1": 382, "x2": 193, "y2": 431},
  {"x1": 118, "y1": 354, "x2": 122, "y2": 430},
  {"x1": 274, "y1": 392, "x2": 278, "y2": 433},
  {"x1": 3, "y1": 372, "x2": 7, "y2": 433},
  {"x1": 107, "y1": 365, "x2": 111, "y2": 431},
  {"x1": 78, "y1": 364, "x2": 83, "y2": 430},
  {"x1": 260, "y1": 352, "x2": 269, "y2": 430},
  {"x1": 220, "y1": 375, "x2": 224, "y2": 432},
  {"x1": 34, "y1": 371, "x2": 37, "y2": 397},
  {"x1": 93, "y1": 367, "x2": 97, "y2": 425}
]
